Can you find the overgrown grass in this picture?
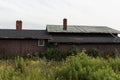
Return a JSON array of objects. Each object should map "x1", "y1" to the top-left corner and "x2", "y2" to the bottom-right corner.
[
  {"x1": 0, "y1": 57, "x2": 59, "y2": 80},
  {"x1": 0, "y1": 51, "x2": 120, "y2": 80},
  {"x1": 55, "y1": 51, "x2": 120, "y2": 80}
]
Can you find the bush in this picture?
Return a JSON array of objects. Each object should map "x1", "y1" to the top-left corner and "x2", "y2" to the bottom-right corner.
[
  {"x1": 14, "y1": 56, "x2": 25, "y2": 73},
  {"x1": 55, "y1": 51, "x2": 120, "y2": 80},
  {"x1": 68, "y1": 46, "x2": 79, "y2": 56},
  {"x1": 44, "y1": 44, "x2": 80, "y2": 61},
  {"x1": 88, "y1": 48, "x2": 104, "y2": 57},
  {"x1": 44, "y1": 43, "x2": 62, "y2": 61},
  {"x1": 0, "y1": 51, "x2": 120, "y2": 80}
]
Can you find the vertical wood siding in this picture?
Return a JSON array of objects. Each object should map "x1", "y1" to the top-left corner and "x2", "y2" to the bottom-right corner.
[
  {"x1": 58, "y1": 43, "x2": 120, "y2": 53},
  {"x1": 0, "y1": 39, "x2": 46, "y2": 56}
]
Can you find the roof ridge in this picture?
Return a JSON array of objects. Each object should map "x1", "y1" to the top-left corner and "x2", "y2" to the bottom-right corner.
[{"x1": 46, "y1": 25, "x2": 108, "y2": 27}]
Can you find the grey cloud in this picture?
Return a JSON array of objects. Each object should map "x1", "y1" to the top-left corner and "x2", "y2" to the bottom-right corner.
[{"x1": 0, "y1": 0, "x2": 120, "y2": 30}]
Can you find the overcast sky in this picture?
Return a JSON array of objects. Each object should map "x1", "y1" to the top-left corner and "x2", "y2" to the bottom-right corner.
[{"x1": 0, "y1": 0, "x2": 120, "y2": 30}]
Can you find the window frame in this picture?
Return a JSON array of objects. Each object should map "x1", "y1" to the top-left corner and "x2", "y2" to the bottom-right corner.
[{"x1": 38, "y1": 39, "x2": 45, "y2": 46}]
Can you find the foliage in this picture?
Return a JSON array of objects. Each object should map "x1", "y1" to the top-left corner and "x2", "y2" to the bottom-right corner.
[
  {"x1": 14, "y1": 56, "x2": 25, "y2": 73},
  {"x1": 44, "y1": 43, "x2": 67, "y2": 61},
  {"x1": 88, "y1": 48, "x2": 104, "y2": 57},
  {"x1": 55, "y1": 51, "x2": 120, "y2": 80},
  {"x1": 68, "y1": 46, "x2": 79, "y2": 56},
  {"x1": 44, "y1": 44, "x2": 80, "y2": 61},
  {"x1": 44, "y1": 43, "x2": 60, "y2": 60},
  {"x1": 0, "y1": 58, "x2": 57, "y2": 80},
  {"x1": 0, "y1": 51, "x2": 120, "y2": 80}
]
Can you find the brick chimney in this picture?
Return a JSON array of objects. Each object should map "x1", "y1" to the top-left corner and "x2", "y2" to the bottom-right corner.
[
  {"x1": 16, "y1": 20, "x2": 22, "y2": 30},
  {"x1": 63, "y1": 18, "x2": 67, "y2": 30}
]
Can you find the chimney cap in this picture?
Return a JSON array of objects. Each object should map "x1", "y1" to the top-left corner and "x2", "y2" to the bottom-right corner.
[{"x1": 16, "y1": 20, "x2": 22, "y2": 22}]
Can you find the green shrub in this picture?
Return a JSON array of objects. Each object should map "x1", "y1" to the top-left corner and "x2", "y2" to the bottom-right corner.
[
  {"x1": 44, "y1": 44, "x2": 80, "y2": 61},
  {"x1": 0, "y1": 51, "x2": 120, "y2": 80},
  {"x1": 88, "y1": 48, "x2": 104, "y2": 57},
  {"x1": 44, "y1": 43, "x2": 62, "y2": 60},
  {"x1": 55, "y1": 51, "x2": 120, "y2": 80},
  {"x1": 68, "y1": 46, "x2": 79, "y2": 56},
  {"x1": 14, "y1": 56, "x2": 25, "y2": 73},
  {"x1": 110, "y1": 49, "x2": 120, "y2": 58}
]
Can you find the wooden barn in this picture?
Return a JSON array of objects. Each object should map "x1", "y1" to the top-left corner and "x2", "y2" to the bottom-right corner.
[
  {"x1": 47, "y1": 19, "x2": 120, "y2": 53},
  {"x1": 0, "y1": 21, "x2": 51, "y2": 56},
  {"x1": 0, "y1": 19, "x2": 120, "y2": 56}
]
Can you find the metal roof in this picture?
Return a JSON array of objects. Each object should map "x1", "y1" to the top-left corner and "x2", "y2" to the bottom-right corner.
[
  {"x1": 0, "y1": 29, "x2": 51, "y2": 39},
  {"x1": 49, "y1": 37, "x2": 120, "y2": 43},
  {"x1": 47, "y1": 25, "x2": 120, "y2": 34}
]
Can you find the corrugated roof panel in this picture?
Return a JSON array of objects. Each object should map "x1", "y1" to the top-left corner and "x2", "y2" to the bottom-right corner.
[{"x1": 47, "y1": 25, "x2": 120, "y2": 33}]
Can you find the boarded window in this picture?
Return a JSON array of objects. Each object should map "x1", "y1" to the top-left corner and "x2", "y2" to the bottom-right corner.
[{"x1": 38, "y1": 40, "x2": 45, "y2": 46}]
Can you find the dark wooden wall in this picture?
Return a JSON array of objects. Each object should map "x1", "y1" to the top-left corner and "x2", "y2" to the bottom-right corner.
[
  {"x1": 58, "y1": 43, "x2": 120, "y2": 53},
  {"x1": 49, "y1": 32, "x2": 119, "y2": 54},
  {"x1": 0, "y1": 39, "x2": 119, "y2": 56},
  {"x1": 0, "y1": 39, "x2": 46, "y2": 56}
]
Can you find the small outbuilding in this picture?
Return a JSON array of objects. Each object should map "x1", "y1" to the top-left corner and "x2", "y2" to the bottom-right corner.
[
  {"x1": 47, "y1": 19, "x2": 120, "y2": 53},
  {"x1": 0, "y1": 19, "x2": 120, "y2": 56},
  {"x1": 0, "y1": 21, "x2": 51, "y2": 56}
]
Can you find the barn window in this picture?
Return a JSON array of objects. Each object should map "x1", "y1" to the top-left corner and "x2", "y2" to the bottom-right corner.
[{"x1": 38, "y1": 40, "x2": 45, "y2": 46}]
